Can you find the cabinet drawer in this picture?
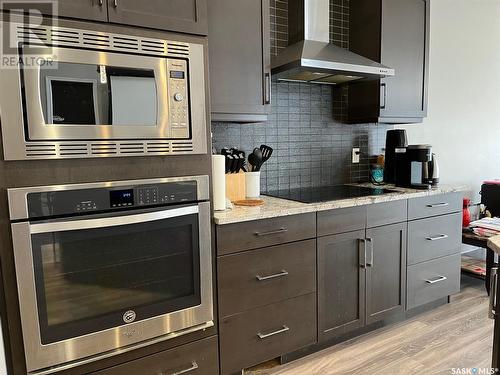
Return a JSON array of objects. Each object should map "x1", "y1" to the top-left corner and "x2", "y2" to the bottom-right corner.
[
  {"x1": 92, "y1": 336, "x2": 218, "y2": 375},
  {"x1": 407, "y1": 254, "x2": 460, "y2": 310},
  {"x1": 216, "y1": 213, "x2": 316, "y2": 255},
  {"x1": 408, "y1": 192, "x2": 462, "y2": 220},
  {"x1": 219, "y1": 293, "x2": 316, "y2": 375},
  {"x1": 367, "y1": 200, "x2": 408, "y2": 228},
  {"x1": 218, "y1": 239, "x2": 316, "y2": 317},
  {"x1": 317, "y1": 206, "x2": 366, "y2": 236},
  {"x1": 408, "y1": 213, "x2": 461, "y2": 265}
]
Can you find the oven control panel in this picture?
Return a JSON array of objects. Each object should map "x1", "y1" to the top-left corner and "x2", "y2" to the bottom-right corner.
[{"x1": 26, "y1": 181, "x2": 199, "y2": 218}]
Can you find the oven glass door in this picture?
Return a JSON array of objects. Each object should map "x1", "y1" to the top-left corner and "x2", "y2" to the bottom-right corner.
[
  {"x1": 29, "y1": 205, "x2": 201, "y2": 344},
  {"x1": 21, "y1": 46, "x2": 190, "y2": 140}
]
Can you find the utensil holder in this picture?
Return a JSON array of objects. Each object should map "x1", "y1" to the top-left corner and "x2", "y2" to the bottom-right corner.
[
  {"x1": 225, "y1": 173, "x2": 246, "y2": 202},
  {"x1": 245, "y1": 171, "x2": 261, "y2": 198}
]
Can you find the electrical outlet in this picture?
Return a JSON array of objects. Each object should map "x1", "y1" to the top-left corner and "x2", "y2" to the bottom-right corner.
[{"x1": 352, "y1": 148, "x2": 360, "y2": 164}]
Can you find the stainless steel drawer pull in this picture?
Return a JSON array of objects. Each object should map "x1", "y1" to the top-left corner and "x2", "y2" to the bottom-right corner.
[
  {"x1": 490, "y1": 267, "x2": 498, "y2": 319},
  {"x1": 256, "y1": 270, "x2": 289, "y2": 281},
  {"x1": 426, "y1": 202, "x2": 449, "y2": 208},
  {"x1": 164, "y1": 361, "x2": 199, "y2": 375},
  {"x1": 366, "y1": 237, "x2": 374, "y2": 267},
  {"x1": 98, "y1": 0, "x2": 103, "y2": 5},
  {"x1": 254, "y1": 227, "x2": 288, "y2": 236},
  {"x1": 113, "y1": 0, "x2": 118, "y2": 7},
  {"x1": 257, "y1": 325, "x2": 290, "y2": 339},
  {"x1": 426, "y1": 234, "x2": 449, "y2": 241},
  {"x1": 425, "y1": 276, "x2": 447, "y2": 284}
]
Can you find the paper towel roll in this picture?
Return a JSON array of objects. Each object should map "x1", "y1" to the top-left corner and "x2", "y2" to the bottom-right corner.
[{"x1": 212, "y1": 155, "x2": 226, "y2": 211}]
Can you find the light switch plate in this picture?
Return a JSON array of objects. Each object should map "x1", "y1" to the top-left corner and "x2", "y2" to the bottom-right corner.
[{"x1": 352, "y1": 148, "x2": 360, "y2": 164}]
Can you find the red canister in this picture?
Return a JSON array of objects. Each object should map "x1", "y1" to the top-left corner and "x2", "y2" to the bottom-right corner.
[{"x1": 463, "y1": 198, "x2": 471, "y2": 227}]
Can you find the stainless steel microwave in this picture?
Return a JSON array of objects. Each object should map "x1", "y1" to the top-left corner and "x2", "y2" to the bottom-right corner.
[{"x1": 0, "y1": 22, "x2": 208, "y2": 160}]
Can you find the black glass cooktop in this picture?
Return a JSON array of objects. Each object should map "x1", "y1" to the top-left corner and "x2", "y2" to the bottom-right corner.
[{"x1": 265, "y1": 185, "x2": 398, "y2": 204}]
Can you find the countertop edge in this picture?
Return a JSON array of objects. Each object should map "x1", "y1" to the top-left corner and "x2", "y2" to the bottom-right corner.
[{"x1": 213, "y1": 185, "x2": 470, "y2": 225}]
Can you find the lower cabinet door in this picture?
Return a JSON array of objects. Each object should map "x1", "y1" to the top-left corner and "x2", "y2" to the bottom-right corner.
[
  {"x1": 219, "y1": 293, "x2": 317, "y2": 375},
  {"x1": 365, "y1": 223, "x2": 407, "y2": 325},
  {"x1": 318, "y1": 230, "x2": 366, "y2": 342},
  {"x1": 91, "y1": 336, "x2": 218, "y2": 375}
]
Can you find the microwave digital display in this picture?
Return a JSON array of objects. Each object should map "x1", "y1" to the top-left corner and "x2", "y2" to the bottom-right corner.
[
  {"x1": 110, "y1": 189, "x2": 134, "y2": 207},
  {"x1": 170, "y1": 71, "x2": 185, "y2": 79}
]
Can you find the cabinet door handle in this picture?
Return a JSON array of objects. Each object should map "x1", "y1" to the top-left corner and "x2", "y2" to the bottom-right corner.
[
  {"x1": 256, "y1": 270, "x2": 288, "y2": 281},
  {"x1": 380, "y1": 83, "x2": 386, "y2": 109},
  {"x1": 98, "y1": 0, "x2": 103, "y2": 5},
  {"x1": 264, "y1": 72, "x2": 271, "y2": 105},
  {"x1": 257, "y1": 325, "x2": 289, "y2": 339},
  {"x1": 366, "y1": 237, "x2": 374, "y2": 267},
  {"x1": 426, "y1": 202, "x2": 449, "y2": 208},
  {"x1": 425, "y1": 275, "x2": 447, "y2": 284},
  {"x1": 426, "y1": 234, "x2": 449, "y2": 241},
  {"x1": 490, "y1": 267, "x2": 498, "y2": 319},
  {"x1": 359, "y1": 238, "x2": 367, "y2": 269},
  {"x1": 113, "y1": 0, "x2": 118, "y2": 7},
  {"x1": 254, "y1": 227, "x2": 287, "y2": 236},
  {"x1": 160, "y1": 361, "x2": 198, "y2": 375}
]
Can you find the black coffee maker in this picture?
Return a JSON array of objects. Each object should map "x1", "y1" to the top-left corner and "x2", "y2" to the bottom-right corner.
[
  {"x1": 395, "y1": 145, "x2": 438, "y2": 189},
  {"x1": 384, "y1": 130, "x2": 408, "y2": 184}
]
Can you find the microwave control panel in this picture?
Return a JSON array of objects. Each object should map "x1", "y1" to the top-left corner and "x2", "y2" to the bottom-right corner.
[{"x1": 167, "y1": 59, "x2": 189, "y2": 139}]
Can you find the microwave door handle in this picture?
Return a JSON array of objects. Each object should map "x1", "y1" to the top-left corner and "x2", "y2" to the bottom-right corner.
[{"x1": 29, "y1": 205, "x2": 199, "y2": 234}]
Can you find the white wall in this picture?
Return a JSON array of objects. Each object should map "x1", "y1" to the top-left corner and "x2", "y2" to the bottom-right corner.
[{"x1": 400, "y1": 0, "x2": 500, "y2": 203}]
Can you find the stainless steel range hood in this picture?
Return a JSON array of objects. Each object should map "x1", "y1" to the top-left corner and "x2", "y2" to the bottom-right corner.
[{"x1": 271, "y1": 0, "x2": 395, "y2": 85}]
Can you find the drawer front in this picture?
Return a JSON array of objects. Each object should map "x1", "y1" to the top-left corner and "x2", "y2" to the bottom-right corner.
[
  {"x1": 408, "y1": 212, "x2": 461, "y2": 265},
  {"x1": 219, "y1": 293, "x2": 317, "y2": 375},
  {"x1": 366, "y1": 199, "x2": 408, "y2": 228},
  {"x1": 216, "y1": 213, "x2": 316, "y2": 255},
  {"x1": 407, "y1": 254, "x2": 461, "y2": 310},
  {"x1": 408, "y1": 192, "x2": 462, "y2": 220},
  {"x1": 317, "y1": 206, "x2": 366, "y2": 237},
  {"x1": 92, "y1": 336, "x2": 218, "y2": 375},
  {"x1": 218, "y1": 239, "x2": 316, "y2": 317}
]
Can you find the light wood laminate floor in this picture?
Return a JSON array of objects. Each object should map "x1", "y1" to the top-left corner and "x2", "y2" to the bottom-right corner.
[{"x1": 248, "y1": 275, "x2": 493, "y2": 375}]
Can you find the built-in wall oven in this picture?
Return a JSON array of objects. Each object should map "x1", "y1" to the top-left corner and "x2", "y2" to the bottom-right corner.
[
  {"x1": 0, "y1": 21, "x2": 208, "y2": 160},
  {"x1": 8, "y1": 176, "x2": 213, "y2": 374}
]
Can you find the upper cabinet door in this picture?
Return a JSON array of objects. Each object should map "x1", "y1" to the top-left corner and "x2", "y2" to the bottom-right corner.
[
  {"x1": 379, "y1": 0, "x2": 428, "y2": 121},
  {"x1": 348, "y1": 0, "x2": 429, "y2": 124},
  {"x1": 365, "y1": 223, "x2": 407, "y2": 325},
  {"x1": 4, "y1": 0, "x2": 108, "y2": 22},
  {"x1": 107, "y1": 0, "x2": 208, "y2": 35},
  {"x1": 208, "y1": 0, "x2": 271, "y2": 123}
]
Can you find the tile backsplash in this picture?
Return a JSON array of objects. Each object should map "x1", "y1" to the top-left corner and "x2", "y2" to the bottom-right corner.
[{"x1": 211, "y1": 0, "x2": 391, "y2": 193}]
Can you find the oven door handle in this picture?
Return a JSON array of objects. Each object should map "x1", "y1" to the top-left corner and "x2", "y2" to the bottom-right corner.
[{"x1": 29, "y1": 205, "x2": 199, "y2": 234}]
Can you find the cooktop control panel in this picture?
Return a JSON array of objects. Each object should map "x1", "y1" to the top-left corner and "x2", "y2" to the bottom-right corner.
[{"x1": 26, "y1": 181, "x2": 198, "y2": 219}]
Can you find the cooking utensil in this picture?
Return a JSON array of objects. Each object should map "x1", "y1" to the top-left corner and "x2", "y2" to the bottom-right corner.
[
  {"x1": 251, "y1": 148, "x2": 264, "y2": 172},
  {"x1": 260, "y1": 145, "x2": 273, "y2": 163}
]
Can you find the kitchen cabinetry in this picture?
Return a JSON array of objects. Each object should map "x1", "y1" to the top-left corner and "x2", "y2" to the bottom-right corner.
[
  {"x1": 318, "y1": 230, "x2": 366, "y2": 341},
  {"x1": 318, "y1": 203, "x2": 407, "y2": 342},
  {"x1": 216, "y1": 214, "x2": 317, "y2": 374},
  {"x1": 365, "y1": 223, "x2": 407, "y2": 324},
  {"x1": 108, "y1": 0, "x2": 208, "y2": 35},
  {"x1": 348, "y1": 0, "x2": 429, "y2": 124},
  {"x1": 91, "y1": 336, "x2": 218, "y2": 375},
  {"x1": 208, "y1": 0, "x2": 271, "y2": 122},
  {"x1": 7, "y1": 0, "x2": 208, "y2": 35}
]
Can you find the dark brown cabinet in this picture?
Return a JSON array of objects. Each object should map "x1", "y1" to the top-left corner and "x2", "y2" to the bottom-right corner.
[
  {"x1": 318, "y1": 230, "x2": 366, "y2": 342},
  {"x1": 349, "y1": 0, "x2": 429, "y2": 124},
  {"x1": 107, "y1": 0, "x2": 208, "y2": 35},
  {"x1": 365, "y1": 223, "x2": 407, "y2": 324},
  {"x1": 9, "y1": 0, "x2": 208, "y2": 35},
  {"x1": 208, "y1": 0, "x2": 271, "y2": 122},
  {"x1": 56, "y1": 0, "x2": 108, "y2": 22}
]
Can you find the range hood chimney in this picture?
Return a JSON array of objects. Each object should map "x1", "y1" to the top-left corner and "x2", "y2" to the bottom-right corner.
[{"x1": 271, "y1": 0, "x2": 395, "y2": 85}]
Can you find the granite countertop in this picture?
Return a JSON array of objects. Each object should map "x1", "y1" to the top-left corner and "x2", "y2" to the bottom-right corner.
[{"x1": 213, "y1": 184, "x2": 469, "y2": 225}]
